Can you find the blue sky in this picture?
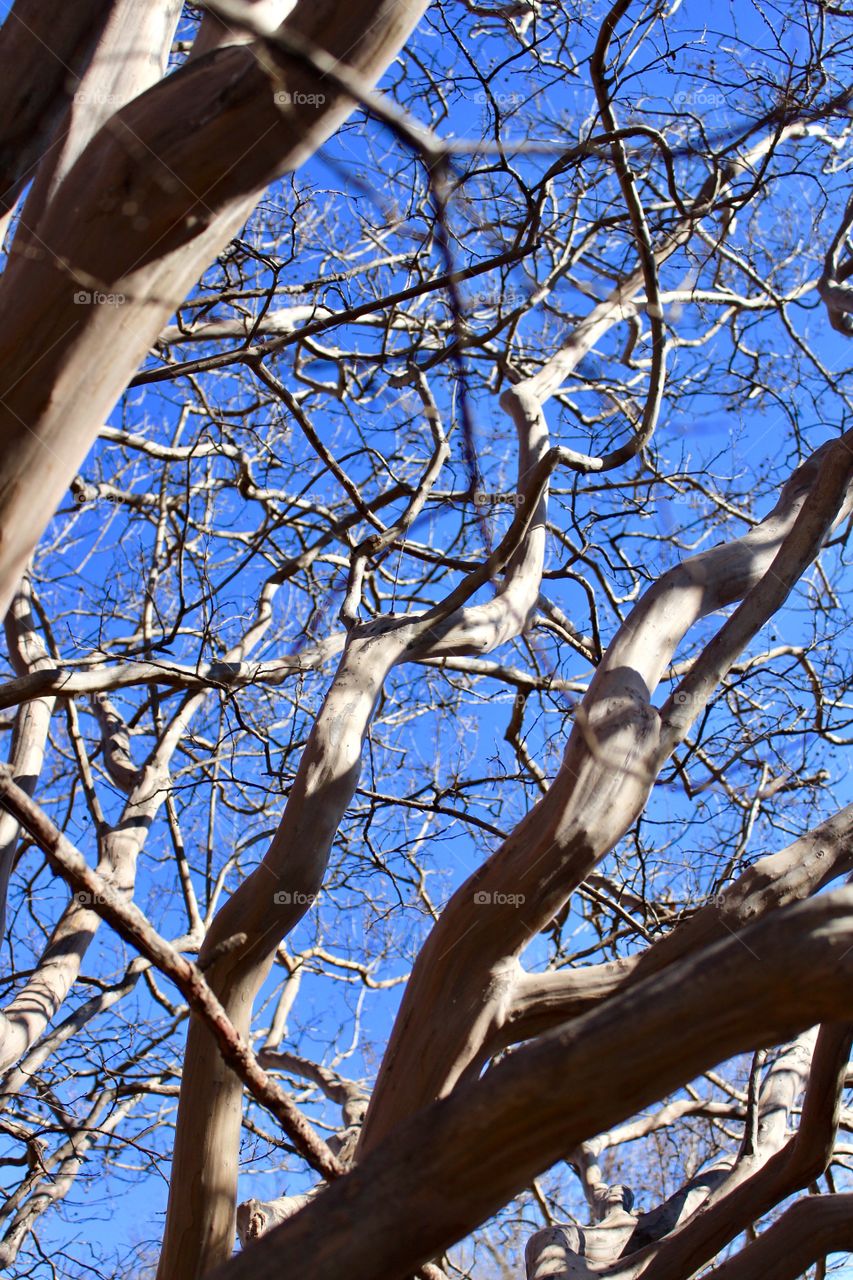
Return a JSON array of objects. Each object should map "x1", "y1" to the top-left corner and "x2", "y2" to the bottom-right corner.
[{"x1": 2, "y1": 1, "x2": 853, "y2": 1276}]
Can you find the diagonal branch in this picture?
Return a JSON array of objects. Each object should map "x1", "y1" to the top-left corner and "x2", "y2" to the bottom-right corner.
[
  {"x1": 0, "y1": 767, "x2": 344, "y2": 1181},
  {"x1": 211, "y1": 890, "x2": 853, "y2": 1280}
]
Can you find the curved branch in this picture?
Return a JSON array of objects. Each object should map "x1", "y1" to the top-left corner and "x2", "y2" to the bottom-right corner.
[
  {"x1": 505, "y1": 802, "x2": 853, "y2": 1046},
  {"x1": 211, "y1": 890, "x2": 853, "y2": 1280}
]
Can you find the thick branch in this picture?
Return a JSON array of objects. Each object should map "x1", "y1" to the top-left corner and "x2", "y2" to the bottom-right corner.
[
  {"x1": 212, "y1": 891, "x2": 853, "y2": 1280},
  {"x1": 0, "y1": 0, "x2": 116, "y2": 219},
  {"x1": 505, "y1": 803, "x2": 853, "y2": 1045}
]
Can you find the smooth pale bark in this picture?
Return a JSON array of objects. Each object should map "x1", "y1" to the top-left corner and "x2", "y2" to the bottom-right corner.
[
  {"x1": 177, "y1": 257, "x2": 851, "y2": 1272},
  {"x1": 0, "y1": 585, "x2": 56, "y2": 941},
  {"x1": 0, "y1": 1082, "x2": 138, "y2": 1267},
  {"x1": 819, "y1": 193, "x2": 853, "y2": 335},
  {"x1": 157, "y1": 310, "x2": 555, "y2": 1275},
  {"x1": 0, "y1": 956, "x2": 148, "y2": 1108},
  {"x1": 505, "y1": 802, "x2": 853, "y2": 1045},
  {"x1": 358, "y1": 437, "x2": 853, "y2": 1154},
  {"x1": 0, "y1": 745, "x2": 168, "y2": 1075},
  {"x1": 699, "y1": 1194, "x2": 853, "y2": 1280},
  {"x1": 236, "y1": 1054, "x2": 367, "y2": 1230},
  {"x1": 190, "y1": 0, "x2": 298, "y2": 59},
  {"x1": 0, "y1": 585, "x2": 160, "y2": 1073},
  {"x1": 526, "y1": 1182, "x2": 637, "y2": 1277},
  {"x1": 236, "y1": 1187, "x2": 322, "y2": 1248},
  {"x1": 0, "y1": 565, "x2": 298, "y2": 1074},
  {"x1": 91, "y1": 694, "x2": 137, "y2": 791},
  {"x1": 0, "y1": 634, "x2": 346, "y2": 710},
  {"x1": 538, "y1": 1029, "x2": 822, "y2": 1280},
  {"x1": 531, "y1": 1036, "x2": 848, "y2": 1280},
  {"x1": 158, "y1": 304, "x2": 415, "y2": 343},
  {"x1": 617, "y1": 1023, "x2": 853, "y2": 1280},
  {"x1": 527, "y1": 1209, "x2": 636, "y2": 1279},
  {"x1": 0, "y1": 0, "x2": 430, "y2": 617},
  {"x1": 157, "y1": 624, "x2": 416, "y2": 1278},
  {"x1": 209, "y1": 890, "x2": 853, "y2": 1280},
  {"x1": 11, "y1": 0, "x2": 183, "y2": 238},
  {"x1": 0, "y1": 0, "x2": 116, "y2": 223}
]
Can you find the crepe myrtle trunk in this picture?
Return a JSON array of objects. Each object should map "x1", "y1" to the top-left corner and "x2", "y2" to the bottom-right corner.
[
  {"x1": 0, "y1": 0, "x2": 429, "y2": 618},
  {"x1": 153, "y1": 431, "x2": 851, "y2": 1280},
  {"x1": 356, "y1": 434, "x2": 853, "y2": 1155},
  {"x1": 157, "y1": 302, "x2": 555, "y2": 1277},
  {"x1": 209, "y1": 890, "x2": 853, "y2": 1280},
  {"x1": 0, "y1": 0, "x2": 116, "y2": 231},
  {"x1": 155, "y1": 626, "x2": 416, "y2": 1278},
  {"x1": 201, "y1": 434, "x2": 853, "y2": 1280}
]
